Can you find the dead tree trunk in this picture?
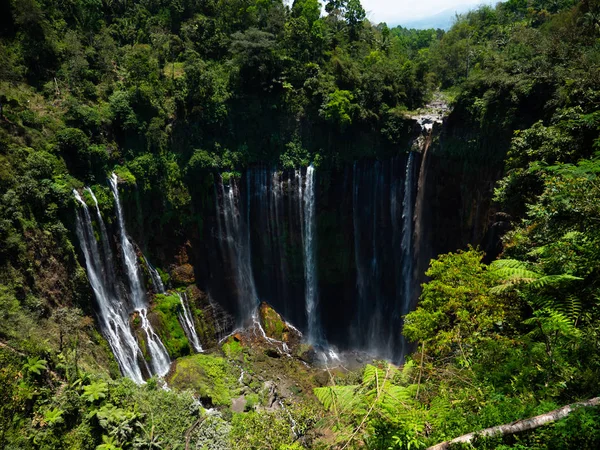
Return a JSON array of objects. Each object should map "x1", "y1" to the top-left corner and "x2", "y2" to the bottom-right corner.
[{"x1": 428, "y1": 397, "x2": 600, "y2": 450}]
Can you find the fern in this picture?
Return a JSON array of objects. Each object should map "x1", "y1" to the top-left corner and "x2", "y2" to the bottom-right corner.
[
  {"x1": 490, "y1": 259, "x2": 582, "y2": 301},
  {"x1": 530, "y1": 294, "x2": 583, "y2": 323},
  {"x1": 22, "y1": 357, "x2": 48, "y2": 376},
  {"x1": 314, "y1": 363, "x2": 426, "y2": 448},
  {"x1": 314, "y1": 385, "x2": 359, "y2": 413},
  {"x1": 43, "y1": 407, "x2": 64, "y2": 426},
  {"x1": 524, "y1": 309, "x2": 580, "y2": 341},
  {"x1": 82, "y1": 381, "x2": 108, "y2": 403},
  {"x1": 529, "y1": 274, "x2": 582, "y2": 290}
]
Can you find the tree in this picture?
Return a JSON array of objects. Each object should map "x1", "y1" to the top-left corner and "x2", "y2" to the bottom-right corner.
[
  {"x1": 403, "y1": 249, "x2": 520, "y2": 363},
  {"x1": 319, "y1": 89, "x2": 355, "y2": 128},
  {"x1": 345, "y1": 0, "x2": 365, "y2": 40},
  {"x1": 325, "y1": 0, "x2": 346, "y2": 16},
  {"x1": 291, "y1": 0, "x2": 321, "y2": 26}
]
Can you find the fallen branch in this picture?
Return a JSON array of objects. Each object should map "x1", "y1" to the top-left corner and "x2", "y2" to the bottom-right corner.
[
  {"x1": 185, "y1": 416, "x2": 206, "y2": 450},
  {"x1": 428, "y1": 397, "x2": 600, "y2": 450}
]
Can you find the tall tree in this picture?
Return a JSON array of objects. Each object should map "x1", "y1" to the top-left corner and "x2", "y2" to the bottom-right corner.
[{"x1": 345, "y1": 0, "x2": 365, "y2": 40}]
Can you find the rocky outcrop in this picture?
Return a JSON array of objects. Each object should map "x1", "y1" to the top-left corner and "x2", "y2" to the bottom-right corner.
[
  {"x1": 258, "y1": 302, "x2": 301, "y2": 347},
  {"x1": 170, "y1": 242, "x2": 196, "y2": 285},
  {"x1": 186, "y1": 285, "x2": 234, "y2": 348}
]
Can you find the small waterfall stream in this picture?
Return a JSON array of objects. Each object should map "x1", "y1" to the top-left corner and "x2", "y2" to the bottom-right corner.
[
  {"x1": 177, "y1": 292, "x2": 203, "y2": 353},
  {"x1": 109, "y1": 174, "x2": 171, "y2": 377},
  {"x1": 85, "y1": 187, "x2": 118, "y2": 290},
  {"x1": 145, "y1": 258, "x2": 165, "y2": 293}
]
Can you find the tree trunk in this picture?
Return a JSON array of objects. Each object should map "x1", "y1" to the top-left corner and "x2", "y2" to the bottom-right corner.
[{"x1": 428, "y1": 397, "x2": 600, "y2": 450}]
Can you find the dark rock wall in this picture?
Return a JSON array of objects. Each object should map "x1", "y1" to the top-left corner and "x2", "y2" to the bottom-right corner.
[{"x1": 118, "y1": 115, "x2": 507, "y2": 358}]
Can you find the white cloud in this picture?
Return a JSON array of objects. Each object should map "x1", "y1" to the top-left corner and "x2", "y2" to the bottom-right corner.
[{"x1": 359, "y1": 0, "x2": 498, "y2": 24}]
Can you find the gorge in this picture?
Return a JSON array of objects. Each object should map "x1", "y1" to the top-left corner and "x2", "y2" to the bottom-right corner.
[
  {"x1": 72, "y1": 110, "x2": 492, "y2": 379},
  {"x1": 2, "y1": 1, "x2": 599, "y2": 449}
]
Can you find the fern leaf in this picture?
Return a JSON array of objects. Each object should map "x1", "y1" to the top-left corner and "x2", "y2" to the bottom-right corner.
[{"x1": 529, "y1": 274, "x2": 582, "y2": 290}]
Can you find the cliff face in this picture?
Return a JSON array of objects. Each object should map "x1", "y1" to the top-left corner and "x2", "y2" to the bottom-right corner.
[{"x1": 109, "y1": 106, "x2": 508, "y2": 363}]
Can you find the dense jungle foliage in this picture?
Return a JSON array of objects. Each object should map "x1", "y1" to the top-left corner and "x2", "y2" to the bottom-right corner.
[{"x1": 1, "y1": 0, "x2": 600, "y2": 449}]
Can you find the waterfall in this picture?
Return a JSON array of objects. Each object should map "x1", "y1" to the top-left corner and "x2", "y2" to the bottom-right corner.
[
  {"x1": 108, "y1": 174, "x2": 171, "y2": 377},
  {"x1": 300, "y1": 165, "x2": 322, "y2": 344},
  {"x1": 401, "y1": 152, "x2": 415, "y2": 316},
  {"x1": 137, "y1": 308, "x2": 171, "y2": 376},
  {"x1": 349, "y1": 156, "x2": 421, "y2": 360},
  {"x1": 109, "y1": 174, "x2": 145, "y2": 309},
  {"x1": 413, "y1": 128, "x2": 433, "y2": 305},
  {"x1": 213, "y1": 167, "x2": 325, "y2": 340},
  {"x1": 145, "y1": 257, "x2": 165, "y2": 294},
  {"x1": 85, "y1": 187, "x2": 118, "y2": 290},
  {"x1": 177, "y1": 292, "x2": 203, "y2": 353},
  {"x1": 215, "y1": 176, "x2": 258, "y2": 323},
  {"x1": 73, "y1": 190, "x2": 146, "y2": 383}
]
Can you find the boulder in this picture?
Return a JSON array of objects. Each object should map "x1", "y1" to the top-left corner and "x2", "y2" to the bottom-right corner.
[{"x1": 258, "y1": 302, "x2": 301, "y2": 346}]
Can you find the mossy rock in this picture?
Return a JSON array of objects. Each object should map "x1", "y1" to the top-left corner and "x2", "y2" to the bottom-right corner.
[
  {"x1": 259, "y1": 302, "x2": 300, "y2": 344},
  {"x1": 130, "y1": 311, "x2": 151, "y2": 363},
  {"x1": 222, "y1": 335, "x2": 244, "y2": 358},
  {"x1": 186, "y1": 285, "x2": 232, "y2": 349},
  {"x1": 152, "y1": 293, "x2": 191, "y2": 359},
  {"x1": 167, "y1": 354, "x2": 239, "y2": 407}
]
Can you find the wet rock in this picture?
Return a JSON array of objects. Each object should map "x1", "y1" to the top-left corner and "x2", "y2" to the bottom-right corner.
[
  {"x1": 296, "y1": 344, "x2": 318, "y2": 364},
  {"x1": 263, "y1": 380, "x2": 278, "y2": 409},
  {"x1": 170, "y1": 242, "x2": 196, "y2": 285},
  {"x1": 258, "y1": 302, "x2": 302, "y2": 346},
  {"x1": 264, "y1": 348, "x2": 281, "y2": 358}
]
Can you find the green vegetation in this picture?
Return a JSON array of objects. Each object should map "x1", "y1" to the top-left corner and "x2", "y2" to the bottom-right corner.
[
  {"x1": 168, "y1": 353, "x2": 239, "y2": 407},
  {"x1": 308, "y1": 0, "x2": 600, "y2": 448},
  {"x1": 152, "y1": 293, "x2": 191, "y2": 359},
  {"x1": 1, "y1": 0, "x2": 600, "y2": 448},
  {"x1": 222, "y1": 336, "x2": 244, "y2": 359}
]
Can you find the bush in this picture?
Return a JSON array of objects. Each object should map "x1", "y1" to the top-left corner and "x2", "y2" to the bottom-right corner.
[{"x1": 168, "y1": 354, "x2": 239, "y2": 407}]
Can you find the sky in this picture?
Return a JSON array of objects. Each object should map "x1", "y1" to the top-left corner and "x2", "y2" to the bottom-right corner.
[{"x1": 359, "y1": 0, "x2": 499, "y2": 26}]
